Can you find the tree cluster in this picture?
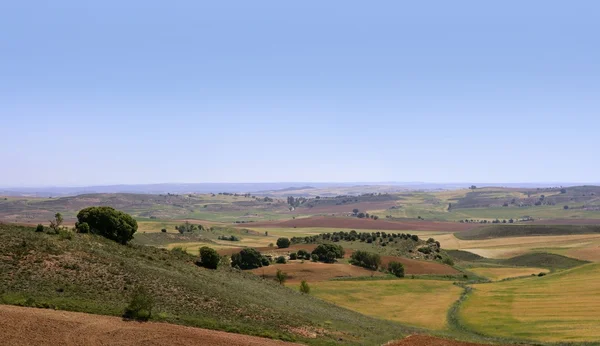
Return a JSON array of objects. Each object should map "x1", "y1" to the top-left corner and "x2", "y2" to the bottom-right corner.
[
  {"x1": 76, "y1": 206, "x2": 138, "y2": 244},
  {"x1": 349, "y1": 251, "x2": 381, "y2": 270},
  {"x1": 291, "y1": 230, "x2": 419, "y2": 246}
]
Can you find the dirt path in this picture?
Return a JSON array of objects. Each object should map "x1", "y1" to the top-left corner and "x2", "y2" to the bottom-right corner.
[{"x1": 0, "y1": 305, "x2": 302, "y2": 346}]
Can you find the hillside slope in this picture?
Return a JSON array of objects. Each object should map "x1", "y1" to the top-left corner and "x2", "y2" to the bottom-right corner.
[{"x1": 0, "y1": 224, "x2": 415, "y2": 345}]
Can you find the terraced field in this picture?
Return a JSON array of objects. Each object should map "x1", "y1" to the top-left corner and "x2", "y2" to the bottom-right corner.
[{"x1": 460, "y1": 263, "x2": 600, "y2": 342}]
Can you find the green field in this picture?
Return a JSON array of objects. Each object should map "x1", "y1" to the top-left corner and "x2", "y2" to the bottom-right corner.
[
  {"x1": 309, "y1": 279, "x2": 463, "y2": 330},
  {"x1": 460, "y1": 263, "x2": 600, "y2": 342}
]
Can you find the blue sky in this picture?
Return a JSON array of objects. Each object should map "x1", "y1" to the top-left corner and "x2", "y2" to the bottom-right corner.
[{"x1": 1, "y1": 1, "x2": 599, "y2": 186}]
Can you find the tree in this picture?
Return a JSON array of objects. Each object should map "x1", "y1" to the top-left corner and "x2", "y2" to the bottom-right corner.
[
  {"x1": 388, "y1": 261, "x2": 405, "y2": 278},
  {"x1": 289, "y1": 252, "x2": 298, "y2": 260},
  {"x1": 470, "y1": 185, "x2": 477, "y2": 190},
  {"x1": 198, "y1": 246, "x2": 220, "y2": 269},
  {"x1": 357, "y1": 212, "x2": 366, "y2": 219},
  {"x1": 561, "y1": 188, "x2": 567, "y2": 194},
  {"x1": 299, "y1": 280, "x2": 310, "y2": 294},
  {"x1": 297, "y1": 249, "x2": 311, "y2": 260},
  {"x1": 35, "y1": 224, "x2": 45, "y2": 233},
  {"x1": 161, "y1": 228, "x2": 167, "y2": 233},
  {"x1": 564, "y1": 205, "x2": 569, "y2": 210},
  {"x1": 312, "y1": 244, "x2": 345, "y2": 263},
  {"x1": 231, "y1": 248, "x2": 264, "y2": 270},
  {"x1": 350, "y1": 251, "x2": 381, "y2": 271},
  {"x1": 123, "y1": 286, "x2": 154, "y2": 321},
  {"x1": 275, "y1": 269, "x2": 287, "y2": 285},
  {"x1": 352, "y1": 208, "x2": 359, "y2": 215},
  {"x1": 76, "y1": 207, "x2": 138, "y2": 244},
  {"x1": 276, "y1": 237, "x2": 291, "y2": 249},
  {"x1": 310, "y1": 254, "x2": 319, "y2": 262},
  {"x1": 49, "y1": 213, "x2": 64, "y2": 234},
  {"x1": 276, "y1": 256, "x2": 287, "y2": 264}
]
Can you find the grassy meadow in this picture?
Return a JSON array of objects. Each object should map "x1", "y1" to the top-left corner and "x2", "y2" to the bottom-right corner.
[
  {"x1": 308, "y1": 279, "x2": 463, "y2": 330},
  {"x1": 460, "y1": 263, "x2": 600, "y2": 342}
]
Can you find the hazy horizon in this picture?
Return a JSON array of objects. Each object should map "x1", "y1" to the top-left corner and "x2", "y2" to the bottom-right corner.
[{"x1": 2, "y1": 1, "x2": 599, "y2": 186}]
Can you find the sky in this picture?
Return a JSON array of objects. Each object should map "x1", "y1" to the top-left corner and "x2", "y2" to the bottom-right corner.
[{"x1": 1, "y1": 1, "x2": 599, "y2": 187}]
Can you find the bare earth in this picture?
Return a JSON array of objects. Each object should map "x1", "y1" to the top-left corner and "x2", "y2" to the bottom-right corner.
[{"x1": 0, "y1": 305, "x2": 301, "y2": 346}]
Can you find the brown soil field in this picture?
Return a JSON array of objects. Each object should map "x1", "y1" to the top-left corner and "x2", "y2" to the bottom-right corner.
[
  {"x1": 344, "y1": 249, "x2": 460, "y2": 275},
  {"x1": 221, "y1": 245, "x2": 458, "y2": 275},
  {"x1": 0, "y1": 305, "x2": 301, "y2": 346},
  {"x1": 387, "y1": 335, "x2": 505, "y2": 346},
  {"x1": 242, "y1": 216, "x2": 477, "y2": 232},
  {"x1": 293, "y1": 201, "x2": 397, "y2": 215},
  {"x1": 250, "y1": 262, "x2": 385, "y2": 283}
]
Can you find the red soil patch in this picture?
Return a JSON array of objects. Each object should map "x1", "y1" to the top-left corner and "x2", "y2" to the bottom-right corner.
[
  {"x1": 221, "y1": 244, "x2": 458, "y2": 276},
  {"x1": 344, "y1": 249, "x2": 460, "y2": 275},
  {"x1": 387, "y1": 334, "x2": 506, "y2": 346},
  {"x1": 242, "y1": 216, "x2": 477, "y2": 232},
  {"x1": 293, "y1": 201, "x2": 397, "y2": 215},
  {"x1": 250, "y1": 262, "x2": 385, "y2": 283},
  {"x1": 0, "y1": 305, "x2": 300, "y2": 346}
]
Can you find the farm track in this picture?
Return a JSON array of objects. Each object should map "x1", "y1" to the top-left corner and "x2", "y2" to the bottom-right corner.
[{"x1": 0, "y1": 305, "x2": 301, "y2": 346}]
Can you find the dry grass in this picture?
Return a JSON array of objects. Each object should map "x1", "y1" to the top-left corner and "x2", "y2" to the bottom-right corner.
[
  {"x1": 310, "y1": 280, "x2": 463, "y2": 330},
  {"x1": 460, "y1": 263, "x2": 600, "y2": 342}
]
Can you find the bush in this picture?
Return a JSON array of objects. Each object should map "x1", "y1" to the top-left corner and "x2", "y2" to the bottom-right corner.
[
  {"x1": 442, "y1": 257, "x2": 455, "y2": 266},
  {"x1": 76, "y1": 206, "x2": 138, "y2": 244},
  {"x1": 350, "y1": 251, "x2": 381, "y2": 271},
  {"x1": 161, "y1": 228, "x2": 167, "y2": 233},
  {"x1": 299, "y1": 280, "x2": 310, "y2": 294},
  {"x1": 260, "y1": 256, "x2": 271, "y2": 267},
  {"x1": 387, "y1": 261, "x2": 405, "y2": 278},
  {"x1": 35, "y1": 224, "x2": 44, "y2": 233},
  {"x1": 58, "y1": 229, "x2": 73, "y2": 240},
  {"x1": 289, "y1": 252, "x2": 298, "y2": 260},
  {"x1": 198, "y1": 246, "x2": 220, "y2": 269},
  {"x1": 276, "y1": 237, "x2": 291, "y2": 249},
  {"x1": 312, "y1": 244, "x2": 345, "y2": 263},
  {"x1": 417, "y1": 247, "x2": 432, "y2": 254},
  {"x1": 297, "y1": 249, "x2": 310, "y2": 260},
  {"x1": 538, "y1": 272, "x2": 547, "y2": 277},
  {"x1": 276, "y1": 256, "x2": 287, "y2": 264},
  {"x1": 77, "y1": 222, "x2": 90, "y2": 234},
  {"x1": 410, "y1": 234, "x2": 419, "y2": 241},
  {"x1": 231, "y1": 248, "x2": 264, "y2": 270},
  {"x1": 311, "y1": 254, "x2": 319, "y2": 262},
  {"x1": 123, "y1": 286, "x2": 154, "y2": 321},
  {"x1": 276, "y1": 269, "x2": 287, "y2": 285}
]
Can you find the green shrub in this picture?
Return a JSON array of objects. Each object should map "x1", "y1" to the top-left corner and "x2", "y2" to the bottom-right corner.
[
  {"x1": 312, "y1": 244, "x2": 345, "y2": 263},
  {"x1": 276, "y1": 269, "x2": 287, "y2": 285},
  {"x1": 58, "y1": 229, "x2": 73, "y2": 240},
  {"x1": 299, "y1": 280, "x2": 310, "y2": 294},
  {"x1": 276, "y1": 256, "x2": 287, "y2": 264},
  {"x1": 349, "y1": 251, "x2": 381, "y2": 271},
  {"x1": 311, "y1": 254, "x2": 319, "y2": 262},
  {"x1": 231, "y1": 248, "x2": 264, "y2": 270},
  {"x1": 123, "y1": 286, "x2": 154, "y2": 321},
  {"x1": 387, "y1": 261, "x2": 405, "y2": 278},
  {"x1": 35, "y1": 224, "x2": 44, "y2": 233},
  {"x1": 417, "y1": 247, "x2": 432, "y2": 254},
  {"x1": 161, "y1": 228, "x2": 167, "y2": 233},
  {"x1": 276, "y1": 237, "x2": 291, "y2": 249},
  {"x1": 297, "y1": 249, "x2": 310, "y2": 260},
  {"x1": 76, "y1": 206, "x2": 137, "y2": 244},
  {"x1": 442, "y1": 257, "x2": 455, "y2": 266},
  {"x1": 76, "y1": 222, "x2": 90, "y2": 234},
  {"x1": 289, "y1": 252, "x2": 298, "y2": 260},
  {"x1": 198, "y1": 246, "x2": 220, "y2": 269}
]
